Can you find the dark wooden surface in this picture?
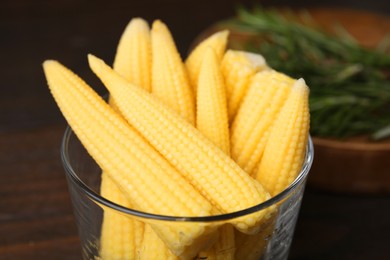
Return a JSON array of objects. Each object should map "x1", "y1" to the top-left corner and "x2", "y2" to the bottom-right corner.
[{"x1": 1, "y1": 1, "x2": 389, "y2": 259}]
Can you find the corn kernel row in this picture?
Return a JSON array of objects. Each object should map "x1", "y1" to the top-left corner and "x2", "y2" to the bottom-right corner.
[{"x1": 43, "y1": 60, "x2": 214, "y2": 257}]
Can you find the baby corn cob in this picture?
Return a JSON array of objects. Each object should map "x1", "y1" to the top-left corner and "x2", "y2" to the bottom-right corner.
[
  {"x1": 113, "y1": 18, "x2": 152, "y2": 91},
  {"x1": 151, "y1": 20, "x2": 195, "y2": 124},
  {"x1": 231, "y1": 70, "x2": 295, "y2": 177},
  {"x1": 185, "y1": 30, "x2": 229, "y2": 90},
  {"x1": 213, "y1": 225, "x2": 235, "y2": 260},
  {"x1": 43, "y1": 60, "x2": 214, "y2": 257},
  {"x1": 139, "y1": 224, "x2": 179, "y2": 260},
  {"x1": 101, "y1": 18, "x2": 151, "y2": 259},
  {"x1": 255, "y1": 79, "x2": 310, "y2": 196},
  {"x1": 195, "y1": 47, "x2": 234, "y2": 260},
  {"x1": 220, "y1": 50, "x2": 268, "y2": 122},
  {"x1": 196, "y1": 47, "x2": 229, "y2": 154},
  {"x1": 197, "y1": 223, "x2": 235, "y2": 260},
  {"x1": 100, "y1": 174, "x2": 144, "y2": 260},
  {"x1": 88, "y1": 54, "x2": 272, "y2": 233},
  {"x1": 234, "y1": 214, "x2": 276, "y2": 260}
]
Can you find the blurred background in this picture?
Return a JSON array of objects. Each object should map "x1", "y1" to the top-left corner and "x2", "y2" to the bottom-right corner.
[{"x1": 1, "y1": 0, "x2": 389, "y2": 259}]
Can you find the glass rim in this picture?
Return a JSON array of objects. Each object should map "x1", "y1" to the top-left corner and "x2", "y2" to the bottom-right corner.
[{"x1": 61, "y1": 126, "x2": 314, "y2": 222}]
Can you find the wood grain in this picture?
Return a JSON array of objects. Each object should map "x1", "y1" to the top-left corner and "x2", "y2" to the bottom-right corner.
[
  {"x1": 0, "y1": 124, "x2": 82, "y2": 259},
  {"x1": 0, "y1": 1, "x2": 389, "y2": 259}
]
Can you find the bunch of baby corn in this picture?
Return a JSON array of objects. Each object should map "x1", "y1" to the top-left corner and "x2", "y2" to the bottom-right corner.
[{"x1": 43, "y1": 17, "x2": 310, "y2": 260}]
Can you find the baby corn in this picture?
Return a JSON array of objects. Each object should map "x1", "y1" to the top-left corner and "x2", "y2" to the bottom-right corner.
[
  {"x1": 196, "y1": 47, "x2": 230, "y2": 154},
  {"x1": 197, "y1": 223, "x2": 235, "y2": 260},
  {"x1": 43, "y1": 14, "x2": 313, "y2": 259},
  {"x1": 221, "y1": 50, "x2": 268, "y2": 122},
  {"x1": 139, "y1": 224, "x2": 179, "y2": 260},
  {"x1": 185, "y1": 30, "x2": 229, "y2": 90},
  {"x1": 43, "y1": 60, "x2": 214, "y2": 256},
  {"x1": 151, "y1": 20, "x2": 195, "y2": 124},
  {"x1": 195, "y1": 47, "x2": 234, "y2": 260},
  {"x1": 100, "y1": 174, "x2": 144, "y2": 260},
  {"x1": 231, "y1": 70, "x2": 295, "y2": 177},
  {"x1": 255, "y1": 79, "x2": 310, "y2": 196},
  {"x1": 113, "y1": 18, "x2": 152, "y2": 91},
  {"x1": 88, "y1": 55, "x2": 272, "y2": 233},
  {"x1": 100, "y1": 18, "x2": 151, "y2": 259},
  {"x1": 234, "y1": 214, "x2": 276, "y2": 260}
]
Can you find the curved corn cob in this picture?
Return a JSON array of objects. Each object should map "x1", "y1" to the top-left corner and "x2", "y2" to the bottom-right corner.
[
  {"x1": 185, "y1": 30, "x2": 229, "y2": 90},
  {"x1": 196, "y1": 47, "x2": 229, "y2": 154},
  {"x1": 43, "y1": 60, "x2": 215, "y2": 256},
  {"x1": 231, "y1": 70, "x2": 295, "y2": 177},
  {"x1": 113, "y1": 18, "x2": 152, "y2": 91},
  {"x1": 151, "y1": 20, "x2": 195, "y2": 124},
  {"x1": 88, "y1": 54, "x2": 272, "y2": 233},
  {"x1": 100, "y1": 174, "x2": 144, "y2": 260},
  {"x1": 255, "y1": 79, "x2": 310, "y2": 196},
  {"x1": 221, "y1": 50, "x2": 268, "y2": 122}
]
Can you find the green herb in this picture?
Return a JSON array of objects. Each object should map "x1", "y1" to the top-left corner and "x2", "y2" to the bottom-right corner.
[{"x1": 221, "y1": 5, "x2": 390, "y2": 140}]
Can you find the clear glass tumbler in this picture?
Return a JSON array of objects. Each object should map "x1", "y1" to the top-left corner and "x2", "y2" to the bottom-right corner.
[{"x1": 61, "y1": 126, "x2": 313, "y2": 260}]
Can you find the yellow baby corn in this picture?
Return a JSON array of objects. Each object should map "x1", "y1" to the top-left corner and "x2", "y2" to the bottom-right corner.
[
  {"x1": 43, "y1": 60, "x2": 214, "y2": 256},
  {"x1": 101, "y1": 18, "x2": 151, "y2": 258},
  {"x1": 100, "y1": 174, "x2": 144, "y2": 260},
  {"x1": 151, "y1": 20, "x2": 195, "y2": 124},
  {"x1": 220, "y1": 50, "x2": 268, "y2": 122},
  {"x1": 231, "y1": 70, "x2": 295, "y2": 177},
  {"x1": 139, "y1": 224, "x2": 179, "y2": 260},
  {"x1": 213, "y1": 225, "x2": 235, "y2": 260},
  {"x1": 195, "y1": 47, "x2": 234, "y2": 260},
  {"x1": 255, "y1": 78, "x2": 310, "y2": 196},
  {"x1": 196, "y1": 47, "x2": 229, "y2": 154},
  {"x1": 113, "y1": 17, "x2": 151, "y2": 91},
  {"x1": 185, "y1": 30, "x2": 229, "y2": 90},
  {"x1": 198, "y1": 224, "x2": 235, "y2": 260},
  {"x1": 88, "y1": 54, "x2": 272, "y2": 233},
  {"x1": 234, "y1": 214, "x2": 276, "y2": 260}
]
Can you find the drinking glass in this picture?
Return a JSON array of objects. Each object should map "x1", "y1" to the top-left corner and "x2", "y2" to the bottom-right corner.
[{"x1": 61, "y1": 126, "x2": 313, "y2": 259}]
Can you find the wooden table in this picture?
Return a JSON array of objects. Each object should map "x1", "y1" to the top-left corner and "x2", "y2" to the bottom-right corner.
[{"x1": 1, "y1": 1, "x2": 389, "y2": 259}]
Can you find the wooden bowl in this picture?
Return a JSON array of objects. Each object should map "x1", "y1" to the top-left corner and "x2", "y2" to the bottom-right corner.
[
  {"x1": 194, "y1": 8, "x2": 390, "y2": 194},
  {"x1": 310, "y1": 137, "x2": 390, "y2": 193},
  {"x1": 294, "y1": 9, "x2": 390, "y2": 194}
]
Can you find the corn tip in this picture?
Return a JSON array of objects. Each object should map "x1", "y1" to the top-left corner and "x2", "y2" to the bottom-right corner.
[
  {"x1": 151, "y1": 19, "x2": 167, "y2": 32},
  {"x1": 42, "y1": 60, "x2": 60, "y2": 71},
  {"x1": 293, "y1": 78, "x2": 309, "y2": 94},
  {"x1": 42, "y1": 59, "x2": 56, "y2": 67},
  {"x1": 214, "y1": 29, "x2": 230, "y2": 40},
  {"x1": 122, "y1": 17, "x2": 150, "y2": 34},
  {"x1": 130, "y1": 17, "x2": 149, "y2": 25},
  {"x1": 88, "y1": 54, "x2": 105, "y2": 74}
]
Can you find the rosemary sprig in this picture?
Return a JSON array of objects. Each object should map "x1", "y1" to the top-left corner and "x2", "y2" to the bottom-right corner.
[{"x1": 221, "y1": 6, "x2": 390, "y2": 140}]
